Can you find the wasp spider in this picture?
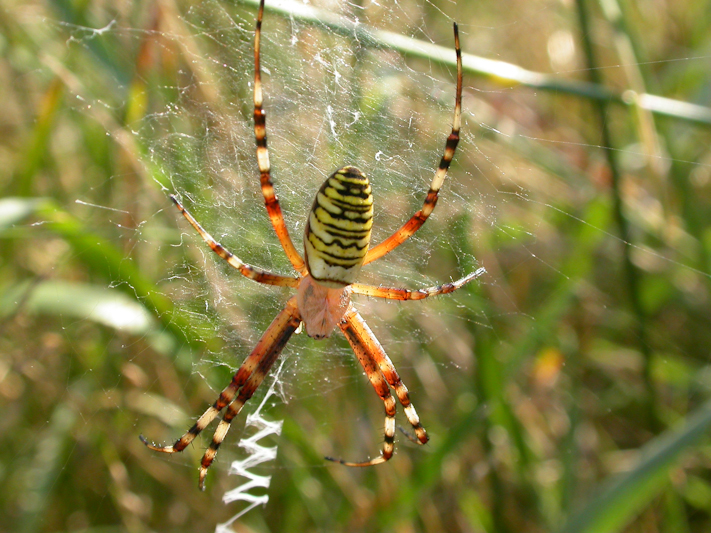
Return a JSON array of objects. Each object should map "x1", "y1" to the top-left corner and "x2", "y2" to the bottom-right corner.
[{"x1": 141, "y1": 0, "x2": 484, "y2": 490}]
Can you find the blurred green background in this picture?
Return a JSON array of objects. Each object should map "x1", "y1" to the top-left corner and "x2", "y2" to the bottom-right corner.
[{"x1": 2, "y1": 0, "x2": 711, "y2": 531}]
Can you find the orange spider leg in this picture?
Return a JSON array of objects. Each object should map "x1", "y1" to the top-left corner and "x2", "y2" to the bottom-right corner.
[
  {"x1": 141, "y1": 296, "x2": 301, "y2": 490},
  {"x1": 171, "y1": 195, "x2": 299, "y2": 288},
  {"x1": 363, "y1": 22, "x2": 462, "y2": 266},
  {"x1": 253, "y1": 0, "x2": 307, "y2": 275},
  {"x1": 350, "y1": 266, "x2": 485, "y2": 300},
  {"x1": 328, "y1": 305, "x2": 427, "y2": 466}
]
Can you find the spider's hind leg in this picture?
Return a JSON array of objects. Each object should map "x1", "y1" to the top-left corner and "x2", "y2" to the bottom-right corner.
[
  {"x1": 140, "y1": 297, "x2": 301, "y2": 489},
  {"x1": 344, "y1": 308, "x2": 428, "y2": 445},
  {"x1": 328, "y1": 305, "x2": 428, "y2": 467},
  {"x1": 196, "y1": 327, "x2": 295, "y2": 488},
  {"x1": 324, "y1": 329, "x2": 396, "y2": 467},
  {"x1": 139, "y1": 384, "x2": 240, "y2": 455}
]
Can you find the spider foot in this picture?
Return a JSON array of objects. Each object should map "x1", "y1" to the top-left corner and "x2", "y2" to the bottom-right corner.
[
  {"x1": 397, "y1": 425, "x2": 420, "y2": 444},
  {"x1": 198, "y1": 466, "x2": 208, "y2": 491},
  {"x1": 397, "y1": 424, "x2": 429, "y2": 445},
  {"x1": 324, "y1": 454, "x2": 389, "y2": 467},
  {"x1": 139, "y1": 434, "x2": 177, "y2": 454}
]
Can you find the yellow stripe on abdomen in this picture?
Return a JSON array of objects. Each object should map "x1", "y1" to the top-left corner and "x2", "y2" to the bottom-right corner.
[{"x1": 304, "y1": 166, "x2": 373, "y2": 287}]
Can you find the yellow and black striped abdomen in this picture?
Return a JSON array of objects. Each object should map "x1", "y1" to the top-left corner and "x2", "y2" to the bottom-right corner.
[{"x1": 304, "y1": 166, "x2": 373, "y2": 287}]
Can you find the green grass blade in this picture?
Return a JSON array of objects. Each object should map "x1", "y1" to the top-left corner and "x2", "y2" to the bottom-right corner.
[
  {"x1": 1, "y1": 196, "x2": 210, "y2": 353},
  {"x1": 558, "y1": 398, "x2": 711, "y2": 533},
  {"x1": 235, "y1": 0, "x2": 711, "y2": 127}
]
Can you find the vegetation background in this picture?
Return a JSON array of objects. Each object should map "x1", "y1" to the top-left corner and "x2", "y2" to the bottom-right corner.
[{"x1": 2, "y1": 0, "x2": 711, "y2": 531}]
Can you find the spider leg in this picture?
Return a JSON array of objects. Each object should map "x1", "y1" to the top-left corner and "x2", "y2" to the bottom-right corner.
[
  {"x1": 343, "y1": 307, "x2": 428, "y2": 443},
  {"x1": 327, "y1": 306, "x2": 427, "y2": 466},
  {"x1": 350, "y1": 266, "x2": 485, "y2": 300},
  {"x1": 328, "y1": 312, "x2": 395, "y2": 466},
  {"x1": 197, "y1": 307, "x2": 299, "y2": 489},
  {"x1": 363, "y1": 23, "x2": 462, "y2": 266},
  {"x1": 254, "y1": 0, "x2": 308, "y2": 275},
  {"x1": 171, "y1": 195, "x2": 300, "y2": 288},
  {"x1": 141, "y1": 296, "x2": 301, "y2": 490}
]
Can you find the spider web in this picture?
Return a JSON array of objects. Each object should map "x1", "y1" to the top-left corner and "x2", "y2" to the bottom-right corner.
[
  {"x1": 18, "y1": 0, "x2": 711, "y2": 530},
  {"x1": 132, "y1": 1, "x2": 489, "y2": 402},
  {"x1": 51, "y1": 0, "x2": 497, "y2": 518}
]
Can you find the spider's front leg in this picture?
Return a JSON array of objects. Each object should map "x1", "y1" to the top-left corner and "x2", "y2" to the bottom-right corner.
[
  {"x1": 170, "y1": 195, "x2": 300, "y2": 288},
  {"x1": 327, "y1": 305, "x2": 428, "y2": 466},
  {"x1": 363, "y1": 21, "x2": 462, "y2": 266},
  {"x1": 140, "y1": 297, "x2": 301, "y2": 490}
]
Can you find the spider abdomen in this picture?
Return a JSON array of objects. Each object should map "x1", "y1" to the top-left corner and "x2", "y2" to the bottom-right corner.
[{"x1": 304, "y1": 166, "x2": 373, "y2": 287}]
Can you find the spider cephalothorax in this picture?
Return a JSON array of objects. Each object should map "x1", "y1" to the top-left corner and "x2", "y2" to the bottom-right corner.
[{"x1": 141, "y1": 0, "x2": 484, "y2": 490}]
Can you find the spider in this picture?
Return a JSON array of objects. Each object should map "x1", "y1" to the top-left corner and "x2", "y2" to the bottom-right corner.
[{"x1": 141, "y1": 0, "x2": 484, "y2": 490}]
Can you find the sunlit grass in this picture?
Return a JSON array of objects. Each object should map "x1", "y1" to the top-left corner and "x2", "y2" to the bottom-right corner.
[{"x1": 2, "y1": 0, "x2": 711, "y2": 532}]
